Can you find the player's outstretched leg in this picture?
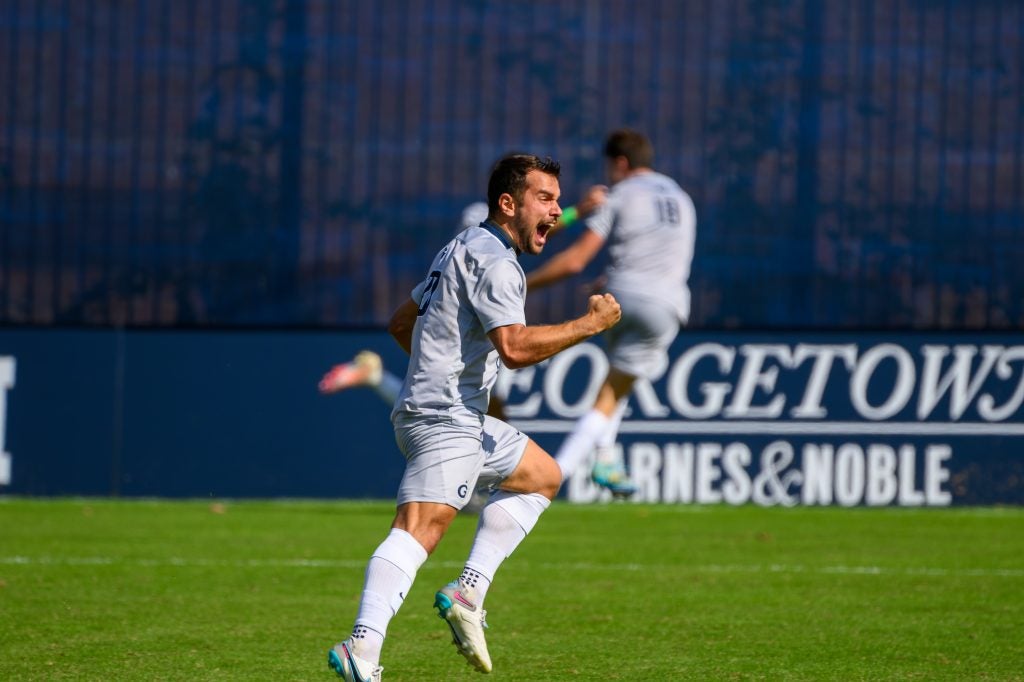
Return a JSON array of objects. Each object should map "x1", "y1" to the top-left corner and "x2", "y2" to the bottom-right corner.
[
  {"x1": 433, "y1": 581, "x2": 492, "y2": 673},
  {"x1": 327, "y1": 639, "x2": 383, "y2": 682},
  {"x1": 589, "y1": 388, "x2": 636, "y2": 499},
  {"x1": 555, "y1": 407, "x2": 638, "y2": 499},
  {"x1": 319, "y1": 350, "x2": 383, "y2": 393},
  {"x1": 591, "y1": 457, "x2": 637, "y2": 498}
]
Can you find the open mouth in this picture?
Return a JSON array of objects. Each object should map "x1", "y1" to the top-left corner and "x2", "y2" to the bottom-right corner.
[{"x1": 536, "y1": 222, "x2": 554, "y2": 246}]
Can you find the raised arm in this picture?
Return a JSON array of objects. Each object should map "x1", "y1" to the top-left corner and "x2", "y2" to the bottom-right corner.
[
  {"x1": 524, "y1": 228, "x2": 605, "y2": 290},
  {"x1": 487, "y1": 293, "x2": 621, "y2": 369}
]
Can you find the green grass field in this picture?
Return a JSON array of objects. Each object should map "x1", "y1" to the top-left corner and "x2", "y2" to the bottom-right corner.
[{"x1": 1, "y1": 499, "x2": 1022, "y2": 681}]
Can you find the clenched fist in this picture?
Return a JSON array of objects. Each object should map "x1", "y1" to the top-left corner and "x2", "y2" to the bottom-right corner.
[
  {"x1": 576, "y1": 184, "x2": 608, "y2": 217},
  {"x1": 587, "y1": 293, "x2": 621, "y2": 331}
]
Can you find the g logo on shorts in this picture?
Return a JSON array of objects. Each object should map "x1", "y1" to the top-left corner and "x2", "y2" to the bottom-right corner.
[{"x1": 393, "y1": 414, "x2": 528, "y2": 509}]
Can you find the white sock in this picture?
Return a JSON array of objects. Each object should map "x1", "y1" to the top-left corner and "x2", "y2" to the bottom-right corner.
[
  {"x1": 594, "y1": 400, "x2": 628, "y2": 465},
  {"x1": 462, "y1": 491, "x2": 550, "y2": 606},
  {"x1": 554, "y1": 409, "x2": 610, "y2": 481},
  {"x1": 372, "y1": 371, "x2": 403, "y2": 405},
  {"x1": 458, "y1": 566, "x2": 492, "y2": 603},
  {"x1": 352, "y1": 528, "x2": 428, "y2": 664}
]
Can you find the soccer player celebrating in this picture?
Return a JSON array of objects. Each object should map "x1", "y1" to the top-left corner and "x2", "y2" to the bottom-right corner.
[
  {"x1": 525, "y1": 129, "x2": 697, "y2": 498},
  {"x1": 327, "y1": 154, "x2": 621, "y2": 680},
  {"x1": 318, "y1": 188, "x2": 608, "y2": 410}
]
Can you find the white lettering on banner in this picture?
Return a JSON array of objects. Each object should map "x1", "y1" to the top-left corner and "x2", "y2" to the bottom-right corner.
[
  {"x1": 802, "y1": 444, "x2": 834, "y2": 505},
  {"x1": 724, "y1": 345, "x2": 792, "y2": 418},
  {"x1": 631, "y1": 443, "x2": 662, "y2": 502},
  {"x1": 918, "y1": 346, "x2": 1002, "y2": 420},
  {"x1": 974, "y1": 346, "x2": 1024, "y2": 421},
  {"x1": 511, "y1": 341, "x2": 1024, "y2": 425},
  {"x1": 542, "y1": 344, "x2": 607, "y2": 418},
  {"x1": 789, "y1": 344, "x2": 858, "y2": 418},
  {"x1": 661, "y1": 443, "x2": 693, "y2": 503},
  {"x1": 752, "y1": 441, "x2": 801, "y2": 506},
  {"x1": 849, "y1": 344, "x2": 916, "y2": 420},
  {"x1": 695, "y1": 443, "x2": 723, "y2": 504},
  {"x1": 866, "y1": 445, "x2": 898, "y2": 506},
  {"x1": 515, "y1": 340, "x2": 1022, "y2": 506},
  {"x1": 565, "y1": 440, "x2": 954, "y2": 507},
  {"x1": 925, "y1": 444, "x2": 953, "y2": 505},
  {"x1": 632, "y1": 377, "x2": 671, "y2": 417},
  {"x1": 898, "y1": 445, "x2": 925, "y2": 505},
  {"x1": 721, "y1": 443, "x2": 752, "y2": 505},
  {"x1": 666, "y1": 343, "x2": 735, "y2": 419},
  {"x1": 834, "y1": 444, "x2": 866, "y2": 506},
  {"x1": 500, "y1": 364, "x2": 542, "y2": 418},
  {"x1": 0, "y1": 357, "x2": 15, "y2": 486}
]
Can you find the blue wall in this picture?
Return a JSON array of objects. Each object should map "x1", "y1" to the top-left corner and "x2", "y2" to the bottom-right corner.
[
  {"x1": 2, "y1": 1, "x2": 1022, "y2": 329},
  {"x1": 2, "y1": 329, "x2": 1022, "y2": 504}
]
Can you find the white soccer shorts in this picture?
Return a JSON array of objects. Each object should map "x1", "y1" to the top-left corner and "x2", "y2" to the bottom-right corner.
[
  {"x1": 604, "y1": 291, "x2": 682, "y2": 380},
  {"x1": 393, "y1": 411, "x2": 528, "y2": 509}
]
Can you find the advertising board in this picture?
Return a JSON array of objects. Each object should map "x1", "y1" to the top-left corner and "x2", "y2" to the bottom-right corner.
[{"x1": 1, "y1": 330, "x2": 1020, "y2": 504}]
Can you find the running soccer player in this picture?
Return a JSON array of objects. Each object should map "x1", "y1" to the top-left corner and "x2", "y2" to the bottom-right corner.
[
  {"x1": 525, "y1": 129, "x2": 697, "y2": 497},
  {"x1": 326, "y1": 154, "x2": 621, "y2": 681}
]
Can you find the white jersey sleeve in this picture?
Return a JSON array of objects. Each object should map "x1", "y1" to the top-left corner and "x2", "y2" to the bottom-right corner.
[
  {"x1": 584, "y1": 198, "x2": 615, "y2": 240},
  {"x1": 470, "y1": 257, "x2": 526, "y2": 332},
  {"x1": 410, "y1": 277, "x2": 427, "y2": 303}
]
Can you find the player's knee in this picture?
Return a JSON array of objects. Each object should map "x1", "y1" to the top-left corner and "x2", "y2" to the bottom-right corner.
[
  {"x1": 501, "y1": 447, "x2": 561, "y2": 499},
  {"x1": 392, "y1": 503, "x2": 456, "y2": 554},
  {"x1": 534, "y1": 454, "x2": 562, "y2": 500}
]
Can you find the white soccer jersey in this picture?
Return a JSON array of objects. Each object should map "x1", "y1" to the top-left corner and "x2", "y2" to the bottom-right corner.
[
  {"x1": 585, "y1": 171, "x2": 696, "y2": 322},
  {"x1": 392, "y1": 223, "x2": 525, "y2": 419}
]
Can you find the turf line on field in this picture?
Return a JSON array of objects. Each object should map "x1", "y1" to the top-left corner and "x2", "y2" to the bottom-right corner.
[{"x1": 2, "y1": 555, "x2": 1021, "y2": 577}]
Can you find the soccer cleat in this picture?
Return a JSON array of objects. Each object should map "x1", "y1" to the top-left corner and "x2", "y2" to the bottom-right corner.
[
  {"x1": 434, "y1": 581, "x2": 492, "y2": 673},
  {"x1": 592, "y1": 461, "x2": 637, "y2": 498},
  {"x1": 319, "y1": 351, "x2": 383, "y2": 394},
  {"x1": 327, "y1": 640, "x2": 382, "y2": 682}
]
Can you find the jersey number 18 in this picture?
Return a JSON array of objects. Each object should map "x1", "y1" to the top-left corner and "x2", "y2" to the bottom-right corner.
[{"x1": 655, "y1": 197, "x2": 681, "y2": 225}]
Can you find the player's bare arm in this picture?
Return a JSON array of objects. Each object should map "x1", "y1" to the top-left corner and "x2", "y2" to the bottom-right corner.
[
  {"x1": 487, "y1": 293, "x2": 620, "y2": 369},
  {"x1": 524, "y1": 228, "x2": 605, "y2": 290},
  {"x1": 387, "y1": 297, "x2": 420, "y2": 354}
]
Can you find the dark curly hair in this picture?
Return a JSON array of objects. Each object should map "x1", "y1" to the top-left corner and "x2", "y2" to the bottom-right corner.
[{"x1": 487, "y1": 154, "x2": 561, "y2": 215}]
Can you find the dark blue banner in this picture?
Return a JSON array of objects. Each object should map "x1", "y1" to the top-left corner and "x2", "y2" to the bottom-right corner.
[
  {"x1": 1, "y1": 330, "x2": 1022, "y2": 504},
  {"x1": 506, "y1": 334, "x2": 1024, "y2": 506},
  {"x1": 0, "y1": 329, "x2": 409, "y2": 499}
]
